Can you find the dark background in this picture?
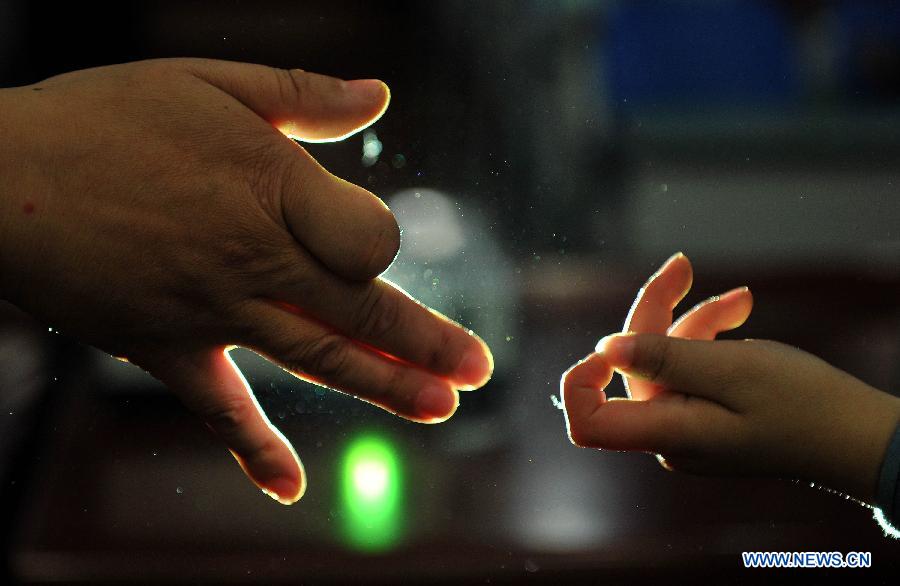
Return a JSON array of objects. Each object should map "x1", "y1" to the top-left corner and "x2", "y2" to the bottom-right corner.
[{"x1": 2, "y1": 0, "x2": 900, "y2": 583}]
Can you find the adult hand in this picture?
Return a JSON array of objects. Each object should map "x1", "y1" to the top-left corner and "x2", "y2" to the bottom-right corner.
[{"x1": 0, "y1": 59, "x2": 493, "y2": 504}]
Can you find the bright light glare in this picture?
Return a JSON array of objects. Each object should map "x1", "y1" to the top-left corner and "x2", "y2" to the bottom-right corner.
[
  {"x1": 340, "y1": 434, "x2": 403, "y2": 551},
  {"x1": 388, "y1": 188, "x2": 465, "y2": 261},
  {"x1": 353, "y1": 460, "x2": 389, "y2": 500}
]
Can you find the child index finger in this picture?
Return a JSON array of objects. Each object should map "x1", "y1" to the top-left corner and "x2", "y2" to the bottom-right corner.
[
  {"x1": 617, "y1": 252, "x2": 693, "y2": 401},
  {"x1": 623, "y1": 252, "x2": 693, "y2": 335}
]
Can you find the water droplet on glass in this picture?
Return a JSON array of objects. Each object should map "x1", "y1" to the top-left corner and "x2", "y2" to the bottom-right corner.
[
  {"x1": 361, "y1": 130, "x2": 382, "y2": 167},
  {"x1": 176, "y1": 486, "x2": 184, "y2": 494}
]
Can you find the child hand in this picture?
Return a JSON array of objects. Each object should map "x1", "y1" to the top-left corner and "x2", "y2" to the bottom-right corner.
[{"x1": 561, "y1": 253, "x2": 900, "y2": 504}]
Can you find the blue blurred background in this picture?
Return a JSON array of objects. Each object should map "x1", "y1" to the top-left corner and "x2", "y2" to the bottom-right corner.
[{"x1": 1, "y1": 0, "x2": 900, "y2": 583}]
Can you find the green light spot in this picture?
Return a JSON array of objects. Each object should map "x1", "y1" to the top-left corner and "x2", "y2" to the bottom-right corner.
[{"x1": 340, "y1": 435, "x2": 403, "y2": 551}]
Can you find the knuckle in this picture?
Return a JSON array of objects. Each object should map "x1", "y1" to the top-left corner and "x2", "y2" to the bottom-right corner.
[
  {"x1": 241, "y1": 142, "x2": 293, "y2": 217},
  {"x1": 212, "y1": 232, "x2": 290, "y2": 298},
  {"x1": 382, "y1": 363, "x2": 407, "y2": 398},
  {"x1": 642, "y1": 336, "x2": 677, "y2": 384},
  {"x1": 367, "y1": 365, "x2": 407, "y2": 410},
  {"x1": 254, "y1": 151, "x2": 316, "y2": 237},
  {"x1": 129, "y1": 58, "x2": 176, "y2": 82},
  {"x1": 731, "y1": 339, "x2": 776, "y2": 379},
  {"x1": 353, "y1": 286, "x2": 401, "y2": 342},
  {"x1": 204, "y1": 398, "x2": 254, "y2": 440},
  {"x1": 568, "y1": 424, "x2": 593, "y2": 448},
  {"x1": 426, "y1": 327, "x2": 457, "y2": 374},
  {"x1": 218, "y1": 230, "x2": 272, "y2": 269},
  {"x1": 358, "y1": 214, "x2": 401, "y2": 278},
  {"x1": 273, "y1": 67, "x2": 309, "y2": 106},
  {"x1": 300, "y1": 333, "x2": 351, "y2": 380},
  {"x1": 742, "y1": 338, "x2": 782, "y2": 358}
]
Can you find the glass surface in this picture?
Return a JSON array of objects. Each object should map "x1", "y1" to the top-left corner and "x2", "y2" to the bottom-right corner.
[{"x1": 1, "y1": 1, "x2": 900, "y2": 583}]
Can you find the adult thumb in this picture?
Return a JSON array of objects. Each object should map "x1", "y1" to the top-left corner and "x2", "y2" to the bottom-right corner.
[{"x1": 184, "y1": 58, "x2": 390, "y2": 142}]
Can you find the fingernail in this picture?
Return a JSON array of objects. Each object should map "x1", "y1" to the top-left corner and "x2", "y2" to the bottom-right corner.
[
  {"x1": 346, "y1": 79, "x2": 388, "y2": 101},
  {"x1": 645, "y1": 252, "x2": 686, "y2": 285},
  {"x1": 415, "y1": 383, "x2": 457, "y2": 421},
  {"x1": 596, "y1": 334, "x2": 636, "y2": 368},
  {"x1": 720, "y1": 286, "x2": 750, "y2": 299},
  {"x1": 262, "y1": 476, "x2": 301, "y2": 505},
  {"x1": 662, "y1": 251, "x2": 685, "y2": 270},
  {"x1": 455, "y1": 344, "x2": 494, "y2": 390},
  {"x1": 716, "y1": 286, "x2": 750, "y2": 308}
]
